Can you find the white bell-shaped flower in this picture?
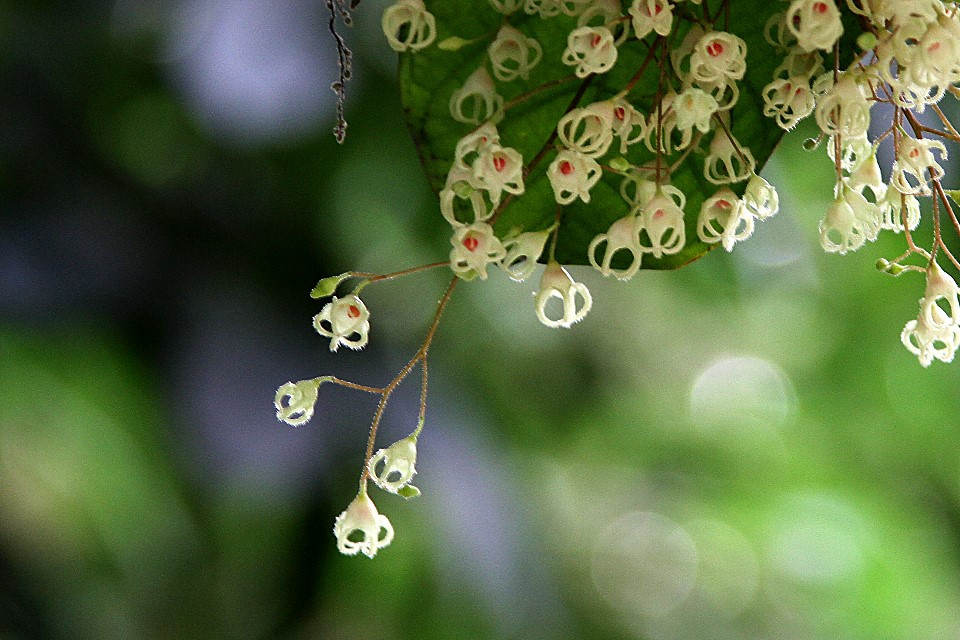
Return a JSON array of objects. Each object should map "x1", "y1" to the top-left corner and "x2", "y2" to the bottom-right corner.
[
  {"x1": 891, "y1": 137, "x2": 947, "y2": 195},
  {"x1": 620, "y1": 170, "x2": 658, "y2": 208},
  {"x1": 489, "y1": 25, "x2": 543, "y2": 82},
  {"x1": 588, "y1": 215, "x2": 643, "y2": 280},
  {"x1": 562, "y1": 26, "x2": 618, "y2": 77},
  {"x1": 500, "y1": 229, "x2": 551, "y2": 282},
  {"x1": 535, "y1": 262, "x2": 593, "y2": 328},
  {"x1": 762, "y1": 76, "x2": 816, "y2": 130},
  {"x1": 878, "y1": 186, "x2": 921, "y2": 232},
  {"x1": 704, "y1": 129, "x2": 755, "y2": 184},
  {"x1": 547, "y1": 149, "x2": 602, "y2": 204},
  {"x1": 914, "y1": 15, "x2": 960, "y2": 86},
  {"x1": 557, "y1": 104, "x2": 615, "y2": 158},
  {"x1": 629, "y1": 0, "x2": 673, "y2": 40},
  {"x1": 847, "y1": 144, "x2": 886, "y2": 203},
  {"x1": 453, "y1": 123, "x2": 501, "y2": 172},
  {"x1": 920, "y1": 261, "x2": 960, "y2": 331},
  {"x1": 313, "y1": 294, "x2": 371, "y2": 352},
  {"x1": 449, "y1": 222, "x2": 507, "y2": 280},
  {"x1": 333, "y1": 491, "x2": 394, "y2": 558},
  {"x1": 449, "y1": 68, "x2": 504, "y2": 125},
  {"x1": 697, "y1": 189, "x2": 753, "y2": 251},
  {"x1": 841, "y1": 182, "x2": 882, "y2": 241},
  {"x1": 818, "y1": 190, "x2": 868, "y2": 254},
  {"x1": 785, "y1": 0, "x2": 843, "y2": 52},
  {"x1": 369, "y1": 435, "x2": 418, "y2": 494},
  {"x1": 814, "y1": 74, "x2": 872, "y2": 139},
  {"x1": 637, "y1": 186, "x2": 686, "y2": 258},
  {"x1": 673, "y1": 87, "x2": 718, "y2": 134},
  {"x1": 382, "y1": 0, "x2": 437, "y2": 52},
  {"x1": 473, "y1": 144, "x2": 525, "y2": 204},
  {"x1": 274, "y1": 379, "x2": 321, "y2": 426},
  {"x1": 901, "y1": 304, "x2": 960, "y2": 367},
  {"x1": 689, "y1": 31, "x2": 747, "y2": 86},
  {"x1": 743, "y1": 174, "x2": 780, "y2": 220}
]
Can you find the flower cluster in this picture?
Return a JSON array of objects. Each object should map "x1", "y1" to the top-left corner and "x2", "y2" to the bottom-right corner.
[
  {"x1": 758, "y1": 0, "x2": 960, "y2": 365},
  {"x1": 295, "y1": 0, "x2": 960, "y2": 561},
  {"x1": 434, "y1": 0, "x2": 785, "y2": 330}
]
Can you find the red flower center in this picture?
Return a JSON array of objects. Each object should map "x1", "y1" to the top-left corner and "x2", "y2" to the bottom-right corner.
[
  {"x1": 493, "y1": 156, "x2": 507, "y2": 172},
  {"x1": 463, "y1": 236, "x2": 480, "y2": 251},
  {"x1": 706, "y1": 41, "x2": 724, "y2": 57},
  {"x1": 591, "y1": 34, "x2": 602, "y2": 47},
  {"x1": 813, "y1": 1, "x2": 828, "y2": 13},
  {"x1": 909, "y1": 148, "x2": 920, "y2": 159},
  {"x1": 716, "y1": 199, "x2": 731, "y2": 210},
  {"x1": 347, "y1": 305, "x2": 361, "y2": 318},
  {"x1": 614, "y1": 106, "x2": 626, "y2": 121},
  {"x1": 653, "y1": 209, "x2": 665, "y2": 219},
  {"x1": 560, "y1": 161, "x2": 574, "y2": 175}
]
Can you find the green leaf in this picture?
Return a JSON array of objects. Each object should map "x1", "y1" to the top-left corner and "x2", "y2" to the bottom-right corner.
[
  {"x1": 399, "y1": 3, "x2": 860, "y2": 269},
  {"x1": 943, "y1": 190, "x2": 960, "y2": 205},
  {"x1": 310, "y1": 273, "x2": 350, "y2": 299},
  {"x1": 397, "y1": 485, "x2": 421, "y2": 499}
]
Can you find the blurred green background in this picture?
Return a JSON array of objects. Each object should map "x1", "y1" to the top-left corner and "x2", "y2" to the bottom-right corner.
[{"x1": 3, "y1": 2, "x2": 960, "y2": 639}]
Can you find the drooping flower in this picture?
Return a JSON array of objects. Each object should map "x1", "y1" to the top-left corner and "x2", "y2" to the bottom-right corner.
[
  {"x1": 471, "y1": 144, "x2": 525, "y2": 204},
  {"x1": 313, "y1": 294, "x2": 371, "y2": 352},
  {"x1": 814, "y1": 74, "x2": 872, "y2": 139},
  {"x1": 500, "y1": 229, "x2": 551, "y2": 282},
  {"x1": 637, "y1": 186, "x2": 687, "y2": 258},
  {"x1": 535, "y1": 262, "x2": 593, "y2": 328},
  {"x1": 547, "y1": 149, "x2": 602, "y2": 205},
  {"x1": 274, "y1": 378, "x2": 322, "y2": 426},
  {"x1": 489, "y1": 25, "x2": 543, "y2": 82},
  {"x1": 673, "y1": 87, "x2": 718, "y2": 134},
  {"x1": 785, "y1": 0, "x2": 843, "y2": 52},
  {"x1": 697, "y1": 189, "x2": 753, "y2": 251},
  {"x1": 920, "y1": 261, "x2": 960, "y2": 331},
  {"x1": 762, "y1": 76, "x2": 816, "y2": 130},
  {"x1": 818, "y1": 190, "x2": 868, "y2": 254},
  {"x1": 333, "y1": 491, "x2": 394, "y2": 558},
  {"x1": 449, "y1": 68, "x2": 504, "y2": 125},
  {"x1": 743, "y1": 174, "x2": 780, "y2": 220},
  {"x1": 382, "y1": 0, "x2": 437, "y2": 52},
  {"x1": 688, "y1": 31, "x2": 747, "y2": 86},
  {"x1": 877, "y1": 185, "x2": 921, "y2": 232},
  {"x1": 629, "y1": 0, "x2": 673, "y2": 40},
  {"x1": 891, "y1": 136, "x2": 947, "y2": 196},
  {"x1": 588, "y1": 214, "x2": 643, "y2": 280},
  {"x1": 449, "y1": 222, "x2": 507, "y2": 280},
  {"x1": 704, "y1": 128, "x2": 756, "y2": 184},
  {"x1": 901, "y1": 303, "x2": 960, "y2": 367},
  {"x1": 562, "y1": 26, "x2": 619, "y2": 77},
  {"x1": 557, "y1": 104, "x2": 615, "y2": 158},
  {"x1": 369, "y1": 435, "x2": 419, "y2": 494}
]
